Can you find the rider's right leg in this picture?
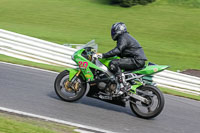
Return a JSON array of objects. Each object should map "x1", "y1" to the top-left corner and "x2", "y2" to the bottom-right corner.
[
  {"x1": 109, "y1": 59, "x2": 130, "y2": 94},
  {"x1": 109, "y1": 58, "x2": 145, "y2": 93}
]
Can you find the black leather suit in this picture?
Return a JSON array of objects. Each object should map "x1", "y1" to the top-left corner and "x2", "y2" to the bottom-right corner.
[{"x1": 102, "y1": 32, "x2": 147, "y2": 76}]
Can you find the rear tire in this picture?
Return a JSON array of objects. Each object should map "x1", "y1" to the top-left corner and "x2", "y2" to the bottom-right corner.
[
  {"x1": 130, "y1": 85, "x2": 165, "y2": 119},
  {"x1": 54, "y1": 70, "x2": 86, "y2": 102}
]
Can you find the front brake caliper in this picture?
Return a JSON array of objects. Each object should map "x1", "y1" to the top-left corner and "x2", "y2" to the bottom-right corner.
[{"x1": 64, "y1": 81, "x2": 72, "y2": 92}]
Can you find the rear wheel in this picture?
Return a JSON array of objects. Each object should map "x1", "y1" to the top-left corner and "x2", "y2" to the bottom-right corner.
[
  {"x1": 54, "y1": 70, "x2": 86, "y2": 102},
  {"x1": 130, "y1": 85, "x2": 164, "y2": 119}
]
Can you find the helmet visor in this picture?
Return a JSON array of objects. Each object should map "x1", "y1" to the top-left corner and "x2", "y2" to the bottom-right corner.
[{"x1": 111, "y1": 28, "x2": 116, "y2": 39}]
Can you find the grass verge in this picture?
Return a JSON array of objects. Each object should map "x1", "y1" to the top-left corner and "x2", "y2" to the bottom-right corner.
[
  {"x1": 160, "y1": 87, "x2": 200, "y2": 101},
  {"x1": 0, "y1": 112, "x2": 77, "y2": 133}
]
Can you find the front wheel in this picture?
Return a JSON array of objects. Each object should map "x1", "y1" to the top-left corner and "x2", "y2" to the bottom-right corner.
[
  {"x1": 129, "y1": 85, "x2": 165, "y2": 119},
  {"x1": 54, "y1": 70, "x2": 86, "y2": 102}
]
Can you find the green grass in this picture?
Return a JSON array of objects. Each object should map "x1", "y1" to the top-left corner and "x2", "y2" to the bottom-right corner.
[
  {"x1": 0, "y1": 0, "x2": 199, "y2": 71},
  {"x1": 0, "y1": 112, "x2": 77, "y2": 133},
  {"x1": 168, "y1": 0, "x2": 200, "y2": 7}
]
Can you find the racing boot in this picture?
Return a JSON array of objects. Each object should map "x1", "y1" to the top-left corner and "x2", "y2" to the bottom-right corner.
[
  {"x1": 121, "y1": 73, "x2": 131, "y2": 92},
  {"x1": 116, "y1": 74, "x2": 131, "y2": 95}
]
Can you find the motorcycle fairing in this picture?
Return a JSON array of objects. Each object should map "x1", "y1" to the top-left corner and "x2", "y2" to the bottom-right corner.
[
  {"x1": 130, "y1": 82, "x2": 143, "y2": 93},
  {"x1": 99, "y1": 56, "x2": 120, "y2": 68},
  {"x1": 133, "y1": 65, "x2": 169, "y2": 75},
  {"x1": 73, "y1": 49, "x2": 102, "y2": 81},
  {"x1": 65, "y1": 68, "x2": 79, "y2": 81}
]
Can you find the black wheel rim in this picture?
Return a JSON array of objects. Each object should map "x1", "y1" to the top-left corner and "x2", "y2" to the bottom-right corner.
[
  {"x1": 133, "y1": 89, "x2": 161, "y2": 115},
  {"x1": 58, "y1": 75, "x2": 82, "y2": 100}
]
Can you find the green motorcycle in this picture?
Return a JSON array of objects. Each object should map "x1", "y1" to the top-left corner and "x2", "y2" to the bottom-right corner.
[{"x1": 54, "y1": 47, "x2": 168, "y2": 119}]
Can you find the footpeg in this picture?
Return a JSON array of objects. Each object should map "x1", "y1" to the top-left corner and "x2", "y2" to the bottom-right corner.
[{"x1": 99, "y1": 95, "x2": 112, "y2": 100}]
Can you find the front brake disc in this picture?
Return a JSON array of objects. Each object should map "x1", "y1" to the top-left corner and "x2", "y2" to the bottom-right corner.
[{"x1": 74, "y1": 82, "x2": 80, "y2": 91}]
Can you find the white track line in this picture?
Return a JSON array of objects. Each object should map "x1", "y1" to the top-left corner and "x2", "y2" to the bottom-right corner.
[
  {"x1": 0, "y1": 107, "x2": 115, "y2": 133},
  {"x1": 75, "y1": 129, "x2": 97, "y2": 133}
]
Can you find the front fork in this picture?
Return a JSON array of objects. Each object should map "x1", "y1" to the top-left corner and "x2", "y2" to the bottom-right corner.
[
  {"x1": 70, "y1": 69, "x2": 81, "y2": 83},
  {"x1": 65, "y1": 69, "x2": 82, "y2": 91}
]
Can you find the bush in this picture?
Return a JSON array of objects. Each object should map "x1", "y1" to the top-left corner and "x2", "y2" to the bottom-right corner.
[
  {"x1": 110, "y1": 0, "x2": 156, "y2": 7},
  {"x1": 139, "y1": 0, "x2": 149, "y2": 5},
  {"x1": 119, "y1": 0, "x2": 134, "y2": 7}
]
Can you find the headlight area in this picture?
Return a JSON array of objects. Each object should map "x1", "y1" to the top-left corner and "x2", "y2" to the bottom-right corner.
[{"x1": 71, "y1": 54, "x2": 75, "y2": 60}]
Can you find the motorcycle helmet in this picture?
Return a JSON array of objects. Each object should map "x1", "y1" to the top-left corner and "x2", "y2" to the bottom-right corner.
[{"x1": 111, "y1": 22, "x2": 127, "y2": 41}]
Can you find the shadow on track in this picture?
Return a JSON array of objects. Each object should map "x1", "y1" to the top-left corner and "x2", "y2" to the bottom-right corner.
[{"x1": 48, "y1": 91, "x2": 136, "y2": 117}]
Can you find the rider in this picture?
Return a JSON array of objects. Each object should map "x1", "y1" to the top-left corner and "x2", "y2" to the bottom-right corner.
[{"x1": 98, "y1": 22, "x2": 147, "y2": 92}]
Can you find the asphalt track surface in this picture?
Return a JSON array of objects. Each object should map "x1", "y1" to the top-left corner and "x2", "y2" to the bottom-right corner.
[{"x1": 0, "y1": 62, "x2": 200, "y2": 133}]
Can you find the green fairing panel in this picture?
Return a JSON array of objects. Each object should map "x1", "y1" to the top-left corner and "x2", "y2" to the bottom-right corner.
[
  {"x1": 130, "y1": 76, "x2": 155, "y2": 94},
  {"x1": 73, "y1": 49, "x2": 102, "y2": 81},
  {"x1": 65, "y1": 68, "x2": 79, "y2": 81},
  {"x1": 130, "y1": 82, "x2": 143, "y2": 94},
  {"x1": 99, "y1": 56, "x2": 120, "y2": 68},
  {"x1": 133, "y1": 65, "x2": 169, "y2": 75},
  {"x1": 74, "y1": 49, "x2": 102, "y2": 70}
]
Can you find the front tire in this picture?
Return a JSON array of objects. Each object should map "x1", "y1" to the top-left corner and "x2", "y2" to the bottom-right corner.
[
  {"x1": 54, "y1": 70, "x2": 86, "y2": 102},
  {"x1": 130, "y1": 85, "x2": 165, "y2": 119}
]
